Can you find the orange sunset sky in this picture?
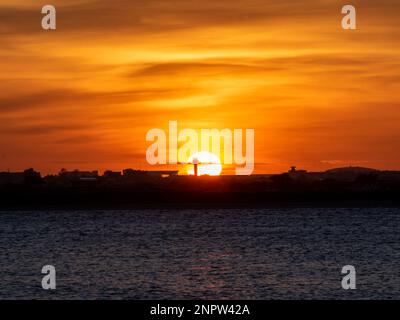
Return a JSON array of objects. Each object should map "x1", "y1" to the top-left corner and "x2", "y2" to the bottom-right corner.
[{"x1": 0, "y1": 0, "x2": 400, "y2": 174}]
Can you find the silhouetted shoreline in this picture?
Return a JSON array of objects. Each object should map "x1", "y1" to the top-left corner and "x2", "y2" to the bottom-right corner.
[{"x1": 1, "y1": 166, "x2": 400, "y2": 210}]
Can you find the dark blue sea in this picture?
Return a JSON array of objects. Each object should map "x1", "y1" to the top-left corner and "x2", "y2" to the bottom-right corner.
[{"x1": 1, "y1": 208, "x2": 400, "y2": 299}]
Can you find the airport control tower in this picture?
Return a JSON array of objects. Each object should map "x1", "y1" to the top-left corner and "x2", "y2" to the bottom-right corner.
[{"x1": 193, "y1": 158, "x2": 199, "y2": 176}]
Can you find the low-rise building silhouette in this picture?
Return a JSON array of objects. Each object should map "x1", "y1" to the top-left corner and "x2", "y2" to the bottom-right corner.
[
  {"x1": 103, "y1": 171, "x2": 122, "y2": 179},
  {"x1": 122, "y1": 168, "x2": 178, "y2": 178},
  {"x1": 59, "y1": 169, "x2": 99, "y2": 181},
  {"x1": 0, "y1": 168, "x2": 41, "y2": 186}
]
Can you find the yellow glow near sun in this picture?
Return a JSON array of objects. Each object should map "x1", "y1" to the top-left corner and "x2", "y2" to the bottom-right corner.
[{"x1": 187, "y1": 151, "x2": 222, "y2": 176}]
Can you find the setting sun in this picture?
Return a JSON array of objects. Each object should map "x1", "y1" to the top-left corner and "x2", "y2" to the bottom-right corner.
[{"x1": 187, "y1": 152, "x2": 222, "y2": 176}]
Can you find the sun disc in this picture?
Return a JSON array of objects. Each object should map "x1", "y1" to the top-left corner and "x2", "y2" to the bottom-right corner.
[{"x1": 187, "y1": 151, "x2": 222, "y2": 176}]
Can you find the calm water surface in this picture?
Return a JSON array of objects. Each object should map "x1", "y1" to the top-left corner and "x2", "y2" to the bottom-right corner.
[{"x1": 1, "y1": 208, "x2": 400, "y2": 299}]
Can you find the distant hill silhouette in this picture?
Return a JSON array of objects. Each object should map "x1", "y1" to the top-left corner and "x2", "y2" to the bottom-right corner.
[
  {"x1": 325, "y1": 166, "x2": 378, "y2": 173},
  {"x1": 323, "y1": 167, "x2": 380, "y2": 181}
]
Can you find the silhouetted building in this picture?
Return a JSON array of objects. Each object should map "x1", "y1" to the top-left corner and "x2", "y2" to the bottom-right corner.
[
  {"x1": 103, "y1": 171, "x2": 122, "y2": 179},
  {"x1": 193, "y1": 158, "x2": 199, "y2": 177},
  {"x1": 147, "y1": 171, "x2": 179, "y2": 178},
  {"x1": 0, "y1": 172, "x2": 24, "y2": 186},
  {"x1": 23, "y1": 168, "x2": 41, "y2": 185},
  {"x1": 0, "y1": 168, "x2": 41, "y2": 186},
  {"x1": 123, "y1": 169, "x2": 148, "y2": 177},
  {"x1": 122, "y1": 169, "x2": 178, "y2": 178},
  {"x1": 59, "y1": 169, "x2": 98, "y2": 181},
  {"x1": 289, "y1": 166, "x2": 307, "y2": 174}
]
